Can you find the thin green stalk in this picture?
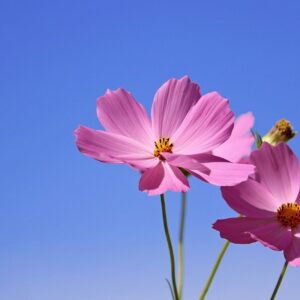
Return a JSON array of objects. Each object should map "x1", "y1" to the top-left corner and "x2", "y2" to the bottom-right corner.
[
  {"x1": 160, "y1": 194, "x2": 179, "y2": 300},
  {"x1": 166, "y1": 279, "x2": 175, "y2": 300},
  {"x1": 270, "y1": 261, "x2": 288, "y2": 300},
  {"x1": 178, "y1": 192, "x2": 187, "y2": 300},
  {"x1": 198, "y1": 240, "x2": 230, "y2": 300}
]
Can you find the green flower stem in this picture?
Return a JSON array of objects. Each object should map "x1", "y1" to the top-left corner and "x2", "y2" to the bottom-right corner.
[
  {"x1": 178, "y1": 192, "x2": 187, "y2": 300},
  {"x1": 160, "y1": 194, "x2": 179, "y2": 300},
  {"x1": 198, "y1": 137, "x2": 263, "y2": 300},
  {"x1": 198, "y1": 240, "x2": 230, "y2": 300},
  {"x1": 270, "y1": 260, "x2": 289, "y2": 300}
]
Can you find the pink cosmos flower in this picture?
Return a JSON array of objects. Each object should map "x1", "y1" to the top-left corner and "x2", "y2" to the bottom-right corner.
[
  {"x1": 75, "y1": 76, "x2": 255, "y2": 195},
  {"x1": 213, "y1": 142, "x2": 300, "y2": 266}
]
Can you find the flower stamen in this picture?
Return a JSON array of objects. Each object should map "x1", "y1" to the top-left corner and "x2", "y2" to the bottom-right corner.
[
  {"x1": 277, "y1": 202, "x2": 300, "y2": 228},
  {"x1": 154, "y1": 137, "x2": 173, "y2": 159}
]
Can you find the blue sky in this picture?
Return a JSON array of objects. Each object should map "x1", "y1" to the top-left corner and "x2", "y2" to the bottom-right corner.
[{"x1": 1, "y1": 0, "x2": 300, "y2": 299}]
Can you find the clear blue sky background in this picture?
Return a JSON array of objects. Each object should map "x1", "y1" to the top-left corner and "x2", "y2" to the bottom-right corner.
[{"x1": 1, "y1": 1, "x2": 300, "y2": 299}]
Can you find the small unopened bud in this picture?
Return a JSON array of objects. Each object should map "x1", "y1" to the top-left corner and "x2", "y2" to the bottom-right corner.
[{"x1": 262, "y1": 119, "x2": 297, "y2": 146}]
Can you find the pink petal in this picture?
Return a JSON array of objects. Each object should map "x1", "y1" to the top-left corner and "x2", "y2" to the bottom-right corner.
[
  {"x1": 172, "y1": 92, "x2": 234, "y2": 154},
  {"x1": 221, "y1": 179, "x2": 279, "y2": 218},
  {"x1": 251, "y1": 142, "x2": 300, "y2": 203},
  {"x1": 248, "y1": 219, "x2": 292, "y2": 251},
  {"x1": 213, "y1": 217, "x2": 260, "y2": 244},
  {"x1": 164, "y1": 153, "x2": 255, "y2": 187},
  {"x1": 139, "y1": 162, "x2": 190, "y2": 195},
  {"x1": 284, "y1": 227, "x2": 300, "y2": 266},
  {"x1": 214, "y1": 217, "x2": 292, "y2": 251},
  {"x1": 97, "y1": 89, "x2": 154, "y2": 149},
  {"x1": 213, "y1": 112, "x2": 255, "y2": 162},
  {"x1": 296, "y1": 191, "x2": 300, "y2": 205},
  {"x1": 75, "y1": 126, "x2": 156, "y2": 170},
  {"x1": 151, "y1": 76, "x2": 201, "y2": 139},
  {"x1": 162, "y1": 152, "x2": 210, "y2": 172},
  {"x1": 192, "y1": 161, "x2": 254, "y2": 186}
]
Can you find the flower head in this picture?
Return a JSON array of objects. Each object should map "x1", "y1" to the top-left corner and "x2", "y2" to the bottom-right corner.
[
  {"x1": 213, "y1": 142, "x2": 300, "y2": 266},
  {"x1": 75, "y1": 76, "x2": 255, "y2": 195}
]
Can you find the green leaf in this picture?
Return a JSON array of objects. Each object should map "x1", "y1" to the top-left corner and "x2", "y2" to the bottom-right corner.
[{"x1": 251, "y1": 130, "x2": 263, "y2": 149}]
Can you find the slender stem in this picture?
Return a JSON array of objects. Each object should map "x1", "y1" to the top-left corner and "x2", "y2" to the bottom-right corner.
[
  {"x1": 270, "y1": 261, "x2": 288, "y2": 300},
  {"x1": 178, "y1": 192, "x2": 187, "y2": 300},
  {"x1": 166, "y1": 279, "x2": 176, "y2": 300},
  {"x1": 198, "y1": 240, "x2": 230, "y2": 300},
  {"x1": 160, "y1": 194, "x2": 179, "y2": 300}
]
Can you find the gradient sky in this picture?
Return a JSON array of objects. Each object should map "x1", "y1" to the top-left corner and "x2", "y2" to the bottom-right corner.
[{"x1": 1, "y1": 1, "x2": 300, "y2": 299}]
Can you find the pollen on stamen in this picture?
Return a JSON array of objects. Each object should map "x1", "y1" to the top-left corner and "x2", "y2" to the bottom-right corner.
[
  {"x1": 277, "y1": 202, "x2": 300, "y2": 228},
  {"x1": 154, "y1": 137, "x2": 173, "y2": 159}
]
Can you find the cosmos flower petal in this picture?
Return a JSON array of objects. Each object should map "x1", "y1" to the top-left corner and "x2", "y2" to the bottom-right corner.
[
  {"x1": 213, "y1": 217, "x2": 263, "y2": 244},
  {"x1": 151, "y1": 76, "x2": 201, "y2": 139},
  {"x1": 97, "y1": 89, "x2": 154, "y2": 148},
  {"x1": 248, "y1": 219, "x2": 293, "y2": 251},
  {"x1": 164, "y1": 153, "x2": 255, "y2": 186},
  {"x1": 221, "y1": 179, "x2": 279, "y2": 218},
  {"x1": 139, "y1": 162, "x2": 190, "y2": 195},
  {"x1": 192, "y1": 161, "x2": 255, "y2": 187},
  {"x1": 116, "y1": 155, "x2": 158, "y2": 170},
  {"x1": 296, "y1": 191, "x2": 300, "y2": 205},
  {"x1": 251, "y1": 142, "x2": 300, "y2": 203},
  {"x1": 75, "y1": 126, "x2": 155, "y2": 169},
  {"x1": 213, "y1": 112, "x2": 255, "y2": 162},
  {"x1": 284, "y1": 227, "x2": 300, "y2": 266},
  {"x1": 172, "y1": 92, "x2": 234, "y2": 154}
]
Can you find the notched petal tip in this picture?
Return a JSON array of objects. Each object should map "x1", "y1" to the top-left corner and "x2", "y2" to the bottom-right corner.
[
  {"x1": 74, "y1": 126, "x2": 81, "y2": 138},
  {"x1": 74, "y1": 125, "x2": 89, "y2": 140}
]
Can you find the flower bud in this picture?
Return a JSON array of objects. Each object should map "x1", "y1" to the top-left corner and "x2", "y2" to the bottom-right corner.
[{"x1": 262, "y1": 119, "x2": 297, "y2": 146}]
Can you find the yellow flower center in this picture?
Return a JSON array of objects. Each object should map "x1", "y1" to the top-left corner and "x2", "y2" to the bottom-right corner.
[
  {"x1": 154, "y1": 138, "x2": 173, "y2": 159},
  {"x1": 277, "y1": 202, "x2": 300, "y2": 228}
]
